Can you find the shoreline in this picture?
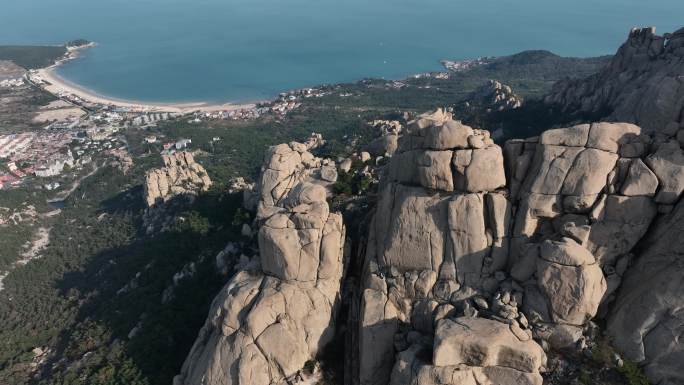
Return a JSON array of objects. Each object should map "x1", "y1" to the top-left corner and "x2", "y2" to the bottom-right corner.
[
  {"x1": 30, "y1": 42, "x2": 480, "y2": 115},
  {"x1": 32, "y1": 43, "x2": 259, "y2": 114}
]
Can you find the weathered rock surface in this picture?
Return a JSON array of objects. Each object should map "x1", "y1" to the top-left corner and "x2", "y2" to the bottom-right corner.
[
  {"x1": 174, "y1": 140, "x2": 346, "y2": 385},
  {"x1": 255, "y1": 141, "x2": 335, "y2": 220},
  {"x1": 620, "y1": 158, "x2": 659, "y2": 196},
  {"x1": 144, "y1": 151, "x2": 212, "y2": 207},
  {"x1": 645, "y1": 141, "x2": 684, "y2": 204},
  {"x1": 545, "y1": 27, "x2": 684, "y2": 135},
  {"x1": 608, "y1": 198, "x2": 684, "y2": 385},
  {"x1": 467, "y1": 79, "x2": 523, "y2": 113},
  {"x1": 537, "y1": 238, "x2": 606, "y2": 325},
  {"x1": 355, "y1": 113, "x2": 669, "y2": 385},
  {"x1": 389, "y1": 317, "x2": 544, "y2": 385},
  {"x1": 181, "y1": 100, "x2": 684, "y2": 385},
  {"x1": 433, "y1": 318, "x2": 544, "y2": 371}
]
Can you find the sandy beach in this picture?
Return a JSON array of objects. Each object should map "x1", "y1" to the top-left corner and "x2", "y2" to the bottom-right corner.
[{"x1": 34, "y1": 45, "x2": 257, "y2": 114}]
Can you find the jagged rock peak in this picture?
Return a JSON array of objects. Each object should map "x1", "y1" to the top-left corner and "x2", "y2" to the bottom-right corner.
[
  {"x1": 545, "y1": 26, "x2": 684, "y2": 135},
  {"x1": 143, "y1": 151, "x2": 212, "y2": 207},
  {"x1": 174, "y1": 138, "x2": 346, "y2": 385}
]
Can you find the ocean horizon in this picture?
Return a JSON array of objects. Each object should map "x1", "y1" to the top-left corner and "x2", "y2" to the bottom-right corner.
[{"x1": 2, "y1": 0, "x2": 683, "y2": 104}]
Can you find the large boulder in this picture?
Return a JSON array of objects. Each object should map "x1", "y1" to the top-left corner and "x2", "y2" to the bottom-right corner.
[
  {"x1": 457, "y1": 146, "x2": 507, "y2": 192},
  {"x1": 645, "y1": 141, "x2": 684, "y2": 204},
  {"x1": 537, "y1": 238, "x2": 606, "y2": 325},
  {"x1": 433, "y1": 318, "x2": 545, "y2": 372},
  {"x1": 620, "y1": 158, "x2": 659, "y2": 196},
  {"x1": 388, "y1": 318, "x2": 545, "y2": 385}
]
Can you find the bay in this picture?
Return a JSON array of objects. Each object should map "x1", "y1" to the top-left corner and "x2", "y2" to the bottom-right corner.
[{"x1": 1, "y1": 0, "x2": 682, "y2": 103}]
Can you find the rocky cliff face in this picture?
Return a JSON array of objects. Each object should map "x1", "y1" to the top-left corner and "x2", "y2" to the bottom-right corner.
[
  {"x1": 352, "y1": 110, "x2": 674, "y2": 385},
  {"x1": 174, "y1": 141, "x2": 346, "y2": 385},
  {"x1": 545, "y1": 27, "x2": 684, "y2": 135},
  {"x1": 179, "y1": 107, "x2": 684, "y2": 385},
  {"x1": 607, "y1": 193, "x2": 684, "y2": 385},
  {"x1": 178, "y1": 29, "x2": 684, "y2": 381},
  {"x1": 144, "y1": 151, "x2": 212, "y2": 207}
]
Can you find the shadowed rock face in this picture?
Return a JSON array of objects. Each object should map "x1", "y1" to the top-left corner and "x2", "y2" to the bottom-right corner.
[
  {"x1": 179, "y1": 102, "x2": 684, "y2": 385},
  {"x1": 545, "y1": 27, "x2": 684, "y2": 135},
  {"x1": 607, "y1": 201, "x2": 684, "y2": 385}
]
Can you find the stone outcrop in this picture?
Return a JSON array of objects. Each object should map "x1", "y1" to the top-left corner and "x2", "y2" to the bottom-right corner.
[
  {"x1": 466, "y1": 79, "x2": 523, "y2": 112},
  {"x1": 366, "y1": 119, "x2": 403, "y2": 157},
  {"x1": 143, "y1": 151, "x2": 212, "y2": 207},
  {"x1": 228, "y1": 177, "x2": 259, "y2": 210},
  {"x1": 545, "y1": 27, "x2": 684, "y2": 135},
  {"x1": 174, "y1": 140, "x2": 346, "y2": 385},
  {"x1": 180, "y1": 101, "x2": 684, "y2": 385},
  {"x1": 354, "y1": 111, "x2": 669, "y2": 385},
  {"x1": 256, "y1": 142, "x2": 337, "y2": 220}
]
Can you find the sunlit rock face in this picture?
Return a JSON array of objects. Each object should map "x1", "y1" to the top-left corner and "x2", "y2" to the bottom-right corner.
[
  {"x1": 144, "y1": 151, "x2": 212, "y2": 207},
  {"x1": 179, "y1": 101, "x2": 684, "y2": 385},
  {"x1": 174, "y1": 141, "x2": 346, "y2": 385},
  {"x1": 356, "y1": 110, "x2": 667, "y2": 385}
]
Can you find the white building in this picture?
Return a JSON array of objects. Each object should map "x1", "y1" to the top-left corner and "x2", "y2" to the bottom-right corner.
[
  {"x1": 35, "y1": 151, "x2": 75, "y2": 177},
  {"x1": 175, "y1": 139, "x2": 192, "y2": 149}
]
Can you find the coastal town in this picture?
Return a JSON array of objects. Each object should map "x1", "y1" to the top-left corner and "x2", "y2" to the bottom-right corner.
[
  {"x1": 1, "y1": 41, "x2": 505, "y2": 193},
  {"x1": 0, "y1": 43, "x2": 336, "y2": 192}
]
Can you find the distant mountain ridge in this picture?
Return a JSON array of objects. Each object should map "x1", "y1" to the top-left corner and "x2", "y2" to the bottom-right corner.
[
  {"x1": 466, "y1": 50, "x2": 612, "y2": 83},
  {"x1": 546, "y1": 26, "x2": 684, "y2": 133}
]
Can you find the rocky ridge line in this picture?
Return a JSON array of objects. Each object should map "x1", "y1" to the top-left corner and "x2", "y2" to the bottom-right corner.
[{"x1": 545, "y1": 27, "x2": 684, "y2": 135}]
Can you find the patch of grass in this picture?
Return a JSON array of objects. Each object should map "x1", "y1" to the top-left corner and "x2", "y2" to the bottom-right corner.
[
  {"x1": 591, "y1": 338, "x2": 651, "y2": 385},
  {"x1": 303, "y1": 360, "x2": 316, "y2": 375},
  {"x1": 617, "y1": 361, "x2": 651, "y2": 385}
]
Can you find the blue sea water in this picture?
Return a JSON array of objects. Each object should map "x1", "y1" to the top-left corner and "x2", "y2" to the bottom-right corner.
[{"x1": 1, "y1": 0, "x2": 682, "y2": 103}]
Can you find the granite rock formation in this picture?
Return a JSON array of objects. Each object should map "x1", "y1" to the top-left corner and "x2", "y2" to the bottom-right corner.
[
  {"x1": 143, "y1": 151, "x2": 212, "y2": 207},
  {"x1": 467, "y1": 79, "x2": 523, "y2": 113},
  {"x1": 174, "y1": 141, "x2": 346, "y2": 385},
  {"x1": 366, "y1": 119, "x2": 403, "y2": 157},
  {"x1": 607, "y1": 196, "x2": 684, "y2": 385},
  {"x1": 354, "y1": 111, "x2": 668, "y2": 385},
  {"x1": 180, "y1": 101, "x2": 684, "y2": 385},
  {"x1": 543, "y1": 26, "x2": 684, "y2": 385},
  {"x1": 546, "y1": 27, "x2": 684, "y2": 134}
]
